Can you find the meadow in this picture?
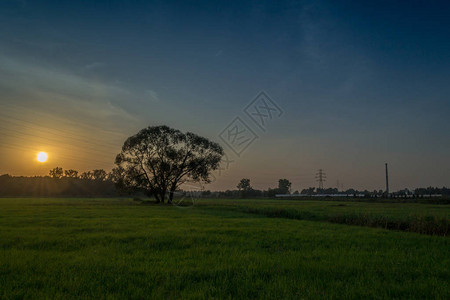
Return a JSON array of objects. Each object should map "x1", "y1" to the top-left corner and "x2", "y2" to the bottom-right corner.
[{"x1": 0, "y1": 198, "x2": 449, "y2": 299}]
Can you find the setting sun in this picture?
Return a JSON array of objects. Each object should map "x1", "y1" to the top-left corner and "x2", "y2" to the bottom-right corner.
[{"x1": 37, "y1": 152, "x2": 48, "y2": 163}]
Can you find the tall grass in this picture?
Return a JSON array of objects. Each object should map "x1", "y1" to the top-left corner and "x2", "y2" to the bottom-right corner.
[
  {"x1": 234, "y1": 206, "x2": 449, "y2": 236},
  {"x1": 328, "y1": 213, "x2": 449, "y2": 236}
]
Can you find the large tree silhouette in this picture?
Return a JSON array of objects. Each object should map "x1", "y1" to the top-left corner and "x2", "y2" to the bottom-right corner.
[{"x1": 114, "y1": 125, "x2": 223, "y2": 203}]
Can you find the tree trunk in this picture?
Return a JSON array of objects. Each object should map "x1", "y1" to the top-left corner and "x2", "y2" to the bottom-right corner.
[
  {"x1": 168, "y1": 182, "x2": 177, "y2": 204},
  {"x1": 168, "y1": 190, "x2": 174, "y2": 203},
  {"x1": 160, "y1": 189, "x2": 166, "y2": 204}
]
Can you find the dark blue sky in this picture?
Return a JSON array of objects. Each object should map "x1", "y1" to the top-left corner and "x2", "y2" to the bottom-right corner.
[{"x1": 1, "y1": 0, "x2": 449, "y2": 191}]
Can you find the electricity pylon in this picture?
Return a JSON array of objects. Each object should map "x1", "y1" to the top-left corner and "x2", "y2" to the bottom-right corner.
[{"x1": 315, "y1": 169, "x2": 326, "y2": 190}]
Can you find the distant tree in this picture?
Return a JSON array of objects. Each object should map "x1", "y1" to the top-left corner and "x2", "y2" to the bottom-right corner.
[
  {"x1": 80, "y1": 171, "x2": 92, "y2": 180},
  {"x1": 278, "y1": 179, "x2": 292, "y2": 194},
  {"x1": 267, "y1": 188, "x2": 278, "y2": 197},
  {"x1": 345, "y1": 188, "x2": 356, "y2": 195},
  {"x1": 114, "y1": 125, "x2": 223, "y2": 203},
  {"x1": 202, "y1": 190, "x2": 212, "y2": 196},
  {"x1": 64, "y1": 169, "x2": 79, "y2": 178},
  {"x1": 49, "y1": 167, "x2": 63, "y2": 179},
  {"x1": 323, "y1": 188, "x2": 338, "y2": 194},
  {"x1": 80, "y1": 169, "x2": 108, "y2": 181},
  {"x1": 92, "y1": 169, "x2": 107, "y2": 181},
  {"x1": 293, "y1": 190, "x2": 299, "y2": 195},
  {"x1": 301, "y1": 187, "x2": 315, "y2": 195},
  {"x1": 248, "y1": 189, "x2": 263, "y2": 197},
  {"x1": 237, "y1": 178, "x2": 251, "y2": 191},
  {"x1": 237, "y1": 178, "x2": 253, "y2": 198}
]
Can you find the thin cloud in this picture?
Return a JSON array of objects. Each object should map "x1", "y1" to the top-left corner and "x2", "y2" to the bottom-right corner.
[
  {"x1": 83, "y1": 62, "x2": 106, "y2": 71},
  {"x1": 0, "y1": 54, "x2": 138, "y2": 132},
  {"x1": 145, "y1": 89, "x2": 160, "y2": 103}
]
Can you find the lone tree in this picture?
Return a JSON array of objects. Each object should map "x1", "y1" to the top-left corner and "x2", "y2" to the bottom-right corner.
[
  {"x1": 278, "y1": 179, "x2": 292, "y2": 194},
  {"x1": 237, "y1": 178, "x2": 251, "y2": 191},
  {"x1": 237, "y1": 178, "x2": 253, "y2": 198},
  {"x1": 114, "y1": 125, "x2": 224, "y2": 203}
]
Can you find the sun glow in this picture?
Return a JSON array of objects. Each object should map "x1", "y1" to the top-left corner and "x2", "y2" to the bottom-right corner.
[{"x1": 37, "y1": 152, "x2": 48, "y2": 163}]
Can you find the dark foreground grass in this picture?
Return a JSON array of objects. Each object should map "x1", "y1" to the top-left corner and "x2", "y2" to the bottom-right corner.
[{"x1": 0, "y1": 198, "x2": 449, "y2": 299}]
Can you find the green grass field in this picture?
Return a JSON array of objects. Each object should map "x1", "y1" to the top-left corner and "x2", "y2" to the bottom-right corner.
[{"x1": 1, "y1": 198, "x2": 449, "y2": 299}]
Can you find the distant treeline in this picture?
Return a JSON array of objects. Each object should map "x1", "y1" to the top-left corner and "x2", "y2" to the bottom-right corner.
[
  {"x1": 206, "y1": 178, "x2": 450, "y2": 198},
  {"x1": 0, "y1": 168, "x2": 118, "y2": 197},
  {"x1": 1, "y1": 169, "x2": 449, "y2": 198},
  {"x1": 202, "y1": 187, "x2": 450, "y2": 199},
  {"x1": 298, "y1": 187, "x2": 450, "y2": 197}
]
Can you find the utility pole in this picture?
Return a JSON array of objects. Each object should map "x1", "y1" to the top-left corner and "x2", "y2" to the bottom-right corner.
[
  {"x1": 385, "y1": 163, "x2": 389, "y2": 196},
  {"x1": 315, "y1": 169, "x2": 326, "y2": 190}
]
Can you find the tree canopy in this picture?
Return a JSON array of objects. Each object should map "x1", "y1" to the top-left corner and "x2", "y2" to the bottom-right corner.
[
  {"x1": 278, "y1": 179, "x2": 292, "y2": 194},
  {"x1": 114, "y1": 125, "x2": 224, "y2": 203},
  {"x1": 49, "y1": 167, "x2": 63, "y2": 178},
  {"x1": 237, "y1": 178, "x2": 252, "y2": 191}
]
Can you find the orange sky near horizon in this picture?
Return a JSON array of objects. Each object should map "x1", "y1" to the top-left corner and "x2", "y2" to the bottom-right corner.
[{"x1": 0, "y1": 103, "x2": 126, "y2": 177}]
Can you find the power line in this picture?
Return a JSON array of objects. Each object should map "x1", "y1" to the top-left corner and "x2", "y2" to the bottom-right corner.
[{"x1": 385, "y1": 163, "x2": 389, "y2": 195}]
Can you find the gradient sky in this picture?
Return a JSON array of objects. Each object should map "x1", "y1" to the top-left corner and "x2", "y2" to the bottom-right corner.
[{"x1": 1, "y1": 0, "x2": 449, "y2": 192}]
